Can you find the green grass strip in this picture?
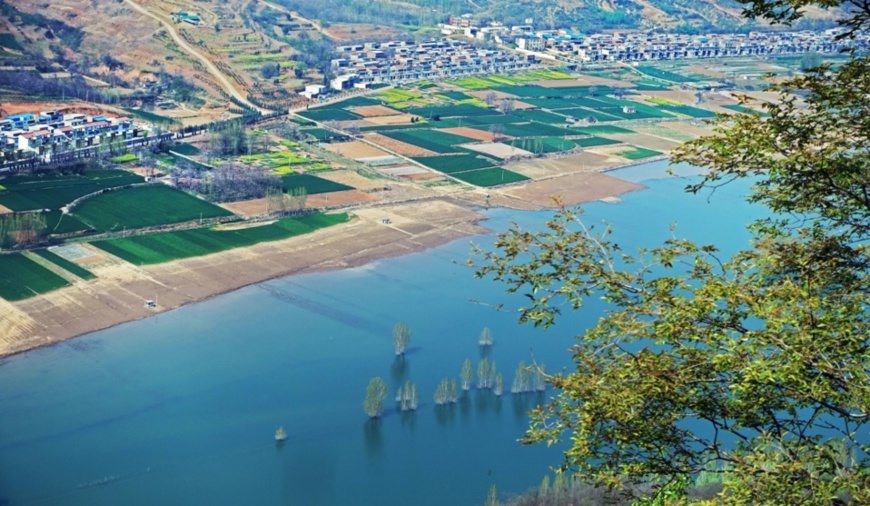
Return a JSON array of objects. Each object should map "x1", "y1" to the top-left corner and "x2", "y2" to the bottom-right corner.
[
  {"x1": 0, "y1": 253, "x2": 69, "y2": 301},
  {"x1": 32, "y1": 249, "x2": 96, "y2": 280},
  {"x1": 91, "y1": 213, "x2": 348, "y2": 265}
]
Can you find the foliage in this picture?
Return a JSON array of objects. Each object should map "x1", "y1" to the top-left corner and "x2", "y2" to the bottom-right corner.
[
  {"x1": 364, "y1": 376, "x2": 388, "y2": 418},
  {"x1": 0, "y1": 212, "x2": 46, "y2": 248},
  {"x1": 392, "y1": 322, "x2": 411, "y2": 356},
  {"x1": 191, "y1": 163, "x2": 281, "y2": 203},
  {"x1": 474, "y1": 0, "x2": 870, "y2": 501},
  {"x1": 460, "y1": 358, "x2": 473, "y2": 391}
]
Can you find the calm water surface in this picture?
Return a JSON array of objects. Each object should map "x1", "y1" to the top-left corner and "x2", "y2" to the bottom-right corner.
[{"x1": 0, "y1": 163, "x2": 759, "y2": 505}]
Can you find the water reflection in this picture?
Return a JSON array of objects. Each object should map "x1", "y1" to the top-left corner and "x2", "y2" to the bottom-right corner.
[
  {"x1": 512, "y1": 393, "x2": 545, "y2": 421},
  {"x1": 400, "y1": 410, "x2": 417, "y2": 432},
  {"x1": 433, "y1": 404, "x2": 456, "y2": 428},
  {"x1": 390, "y1": 356, "x2": 410, "y2": 384},
  {"x1": 363, "y1": 419, "x2": 384, "y2": 458},
  {"x1": 478, "y1": 345, "x2": 492, "y2": 360}
]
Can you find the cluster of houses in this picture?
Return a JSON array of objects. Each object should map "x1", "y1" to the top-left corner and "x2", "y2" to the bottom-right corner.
[
  {"x1": 306, "y1": 38, "x2": 536, "y2": 98},
  {"x1": 526, "y1": 28, "x2": 869, "y2": 62},
  {"x1": 0, "y1": 111, "x2": 139, "y2": 157}
]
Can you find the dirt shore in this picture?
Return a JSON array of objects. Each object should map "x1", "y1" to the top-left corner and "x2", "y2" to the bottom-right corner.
[
  {"x1": 0, "y1": 199, "x2": 487, "y2": 358},
  {"x1": 0, "y1": 158, "x2": 659, "y2": 359}
]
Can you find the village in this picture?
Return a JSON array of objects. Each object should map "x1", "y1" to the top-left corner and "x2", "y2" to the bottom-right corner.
[{"x1": 0, "y1": 111, "x2": 143, "y2": 162}]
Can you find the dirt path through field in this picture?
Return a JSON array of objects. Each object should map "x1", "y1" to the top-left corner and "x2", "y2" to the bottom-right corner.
[{"x1": 123, "y1": 0, "x2": 270, "y2": 113}]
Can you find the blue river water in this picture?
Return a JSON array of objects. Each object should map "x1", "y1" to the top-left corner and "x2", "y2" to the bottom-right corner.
[{"x1": 0, "y1": 161, "x2": 761, "y2": 505}]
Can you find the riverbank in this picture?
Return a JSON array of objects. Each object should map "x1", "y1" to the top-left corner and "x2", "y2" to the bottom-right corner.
[{"x1": 0, "y1": 157, "x2": 663, "y2": 359}]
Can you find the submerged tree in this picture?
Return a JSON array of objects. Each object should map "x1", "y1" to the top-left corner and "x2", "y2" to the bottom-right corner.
[
  {"x1": 478, "y1": 326, "x2": 494, "y2": 347},
  {"x1": 392, "y1": 322, "x2": 411, "y2": 356},
  {"x1": 396, "y1": 380, "x2": 418, "y2": 411},
  {"x1": 474, "y1": 1, "x2": 870, "y2": 502},
  {"x1": 363, "y1": 376, "x2": 388, "y2": 418},
  {"x1": 434, "y1": 378, "x2": 451, "y2": 405},
  {"x1": 477, "y1": 357, "x2": 496, "y2": 389},
  {"x1": 460, "y1": 358, "x2": 473, "y2": 391}
]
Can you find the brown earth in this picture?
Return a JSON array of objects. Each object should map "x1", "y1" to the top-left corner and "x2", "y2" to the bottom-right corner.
[
  {"x1": 363, "y1": 133, "x2": 437, "y2": 157},
  {"x1": 506, "y1": 151, "x2": 626, "y2": 178},
  {"x1": 352, "y1": 105, "x2": 403, "y2": 117},
  {"x1": 305, "y1": 190, "x2": 380, "y2": 208},
  {"x1": 0, "y1": 204, "x2": 13, "y2": 214},
  {"x1": 323, "y1": 141, "x2": 389, "y2": 159},
  {"x1": 604, "y1": 133, "x2": 682, "y2": 153},
  {"x1": 441, "y1": 127, "x2": 511, "y2": 142},
  {"x1": 0, "y1": 200, "x2": 487, "y2": 358},
  {"x1": 364, "y1": 114, "x2": 417, "y2": 125},
  {"x1": 500, "y1": 172, "x2": 647, "y2": 208}
]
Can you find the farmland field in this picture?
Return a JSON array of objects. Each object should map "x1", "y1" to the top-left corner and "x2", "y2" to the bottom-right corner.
[
  {"x1": 0, "y1": 170, "x2": 144, "y2": 211},
  {"x1": 411, "y1": 154, "x2": 496, "y2": 174},
  {"x1": 0, "y1": 253, "x2": 69, "y2": 301},
  {"x1": 513, "y1": 110, "x2": 570, "y2": 125},
  {"x1": 0, "y1": 33, "x2": 23, "y2": 51},
  {"x1": 635, "y1": 66, "x2": 695, "y2": 83},
  {"x1": 380, "y1": 130, "x2": 478, "y2": 153},
  {"x1": 281, "y1": 174, "x2": 353, "y2": 194},
  {"x1": 172, "y1": 143, "x2": 201, "y2": 156},
  {"x1": 572, "y1": 136, "x2": 622, "y2": 147},
  {"x1": 300, "y1": 128, "x2": 349, "y2": 142},
  {"x1": 32, "y1": 249, "x2": 96, "y2": 280},
  {"x1": 451, "y1": 168, "x2": 529, "y2": 187},
  {"x1": 91, "y1": 213, "x2": 349, "y2": 265},
  {"x1": 615, "y1": 147, "x2": 664, "y2": 160},
  {"x1": 297, "y1": 109, "x2": 362, "y2": 122},
  {"x1": 43, "y1": 210, "x2": 91, "y2": 235},
  {"x1": 73, "y1": 185, "x2": 234, "y2": 232},
  {"x1": 511, "y1": 137, "x2": 577, "y2": 154},
  {"x1": 406, "y1": 104, "x2": 500, "y2": 118},
  {"x1": 657, "y1": 105, "x2": 717, "y2": 118},
  {"x1": 501, "y1": 122, "x2": 571, "y2": 138},
  {"x1": 573, "y1": 125, "x2": 635, "y2": 135}
]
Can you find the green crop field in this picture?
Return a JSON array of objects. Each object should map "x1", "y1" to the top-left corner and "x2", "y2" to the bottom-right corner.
[
  {"x1": 513, "y1": 110, "x2": 570, "y2": 125},
  {"x1": 73, "y1": 185, "x2": 233, "y2": 232},
  {"x1": 556, "y1": 109, "x2": 623, "y2": 122},
  {"x1": 110, "y1": 153, "x2": 137, "y2": 163},
  {"x1": 635, "y1": 66, "x2": 694, "y2": 83},
  {"x1": 722, "y1": 104, "x2": 770, "y2": 117},
  {"x1": 0, "y1": 253, "x2": 69, "y2": 301},
  {"x1": 0, "y1": 170, "x2": 145, "y2": 211},
  {"x1": 616, "y1": 147, "x2": 664, "y2": 160},
  {"x1": 451, "y1": 168, "x2": 529, "y2": 187},
  {"x1": 412, "y1": 154, "x2": 496, "y2": 174},
  {"x1": 297, "y1": 108, "x2": 362, "y2": 122},
  {"x1": 0, "y1": 33, "x2": 23, "y2": 51},
  {"x1": 281, "y1": 174, "x2": 352, "y2": 194},
  {"x1": 381, "y1": 130, "x2": 477, "y2": 153},
  {"x1": 91, "y1": 213, "x2": 348, "y2": 265},
  {"x1": 407, "y1": 104, "x2": 499, "y2": 118},
  {"x1": 462, "y1": 115, "x2": 521, "y2": 126},
  {"x1": 172, "y1": 142, "x2": 201, "y2": 156},
  {"x1": 572, "y1": 136, "x2": 622, "y2": 147},
  {"x1": 501, "y1": 122, "x2": 570, "y2": 138},
  {"x1": 573, "y1": 125, "x2": 635, "y2": 135},
  {"x1": 43, "y1": 210, "x2": 91, "y2": 235},
  {"x1": 32, "y1": 249, "x2": 95, "y2": 280},
  {"x1": 439, "y1": 91, "x2": 472, "y2": 101},
  {"x1": 658, "y1": 105, "x2": 716, "y2": 118},
  {"x1": 511, "y1": 137, "x2": 577, "y2": 154},
  {"x1": 300, "y1": 128, "x2": 349, "y2": 142}
]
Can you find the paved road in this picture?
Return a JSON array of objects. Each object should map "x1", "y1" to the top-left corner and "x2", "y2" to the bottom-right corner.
[{"x1": 124, "y1": 0, "x2": 271, "y2": 114}]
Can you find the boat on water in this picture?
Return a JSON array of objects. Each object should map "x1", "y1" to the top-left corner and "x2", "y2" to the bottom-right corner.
[{"x1": 275, "y1": 426, "x2": 287, "y2": 442}]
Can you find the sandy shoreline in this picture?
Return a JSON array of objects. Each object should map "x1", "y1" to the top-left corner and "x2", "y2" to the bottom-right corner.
[{"x1": 0, "y1": 158, "x2": 666, "y2": 359}]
